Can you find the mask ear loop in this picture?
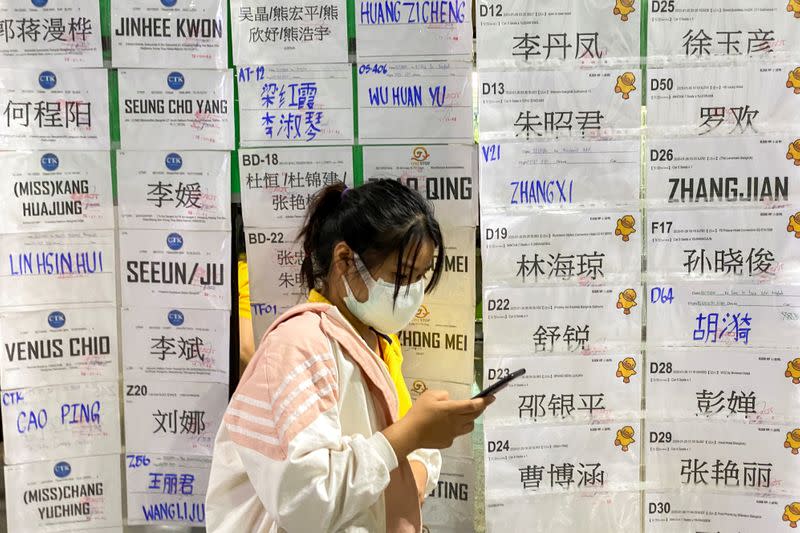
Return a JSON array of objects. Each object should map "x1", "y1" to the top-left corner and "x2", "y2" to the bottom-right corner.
[{"x1": 351, "y1": 252, "x2": 376, "y2": 290}]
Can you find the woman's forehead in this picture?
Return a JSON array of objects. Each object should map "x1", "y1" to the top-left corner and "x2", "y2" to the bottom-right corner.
[{"x1": 377, "y1": 239, "x2": 435, "y2": 269}]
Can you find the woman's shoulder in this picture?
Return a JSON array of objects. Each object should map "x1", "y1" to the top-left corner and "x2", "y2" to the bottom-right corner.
[{"x1": 257, "y1": 305, "x2": 333, "y2": 360}]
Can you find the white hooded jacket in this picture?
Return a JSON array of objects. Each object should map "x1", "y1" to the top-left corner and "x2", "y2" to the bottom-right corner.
[{"x1": 206, "y1": 301, "x2": 441, "y2": 532}]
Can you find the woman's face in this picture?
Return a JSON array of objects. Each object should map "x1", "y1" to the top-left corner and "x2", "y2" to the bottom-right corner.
[{"x1": 345, "y1": 239, "x2": 435, "y2": 303}]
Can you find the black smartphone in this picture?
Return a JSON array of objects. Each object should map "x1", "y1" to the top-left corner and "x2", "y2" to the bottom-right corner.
[{"x1": 472, "y1": 368, "x2": 526, "y2": 399}]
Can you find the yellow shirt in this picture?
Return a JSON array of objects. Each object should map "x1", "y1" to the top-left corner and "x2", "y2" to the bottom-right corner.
[
  {"x1": 307, "y1": 289, "x2": 413, "y2": 418},
  {"x1": 238, "y1": 260, "x2": 251, "y2": 320}
]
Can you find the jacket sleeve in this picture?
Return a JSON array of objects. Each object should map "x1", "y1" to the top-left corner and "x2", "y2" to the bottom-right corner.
[
  {"x1": 408, "y1": 448, "x2": 442, "y2": 495},
  {"x1": 223, "y1": 316, "x2": 398, "y2": 532}
]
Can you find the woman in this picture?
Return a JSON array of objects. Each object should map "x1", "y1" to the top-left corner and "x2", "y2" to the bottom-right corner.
[{"x1": 206, "y1": 180, "x2": 491, "y2": 532}]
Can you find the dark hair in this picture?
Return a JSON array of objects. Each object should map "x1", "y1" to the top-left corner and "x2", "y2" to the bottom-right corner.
[{"x1": 298, "y1": 180, "x2": 445, "y2": 300}]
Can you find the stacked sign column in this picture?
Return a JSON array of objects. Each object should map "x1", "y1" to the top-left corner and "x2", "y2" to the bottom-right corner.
[
  {"x1": 644, "y1": 3, "x2": 800, "y2": 531},
  {"x1": 477, "y1": 2, "x2": 643, "y2": 531},
  {"x1": 355, "y1": 2, "x2": 478, "y2": 530},
  {"x1": 0, "y1": 1, "x2": 123, "y2": 531},
  {"x1": 110, "y1": 0, "x2": 232, "y2": 527},
  {"x1": 231, "y1": 0, "x2": 350, "y2": 340}
]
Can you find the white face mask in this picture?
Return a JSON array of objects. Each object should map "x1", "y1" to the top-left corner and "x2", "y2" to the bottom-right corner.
[{"x1": 343, "y1": 253, "x2": 425, "y2": 335}]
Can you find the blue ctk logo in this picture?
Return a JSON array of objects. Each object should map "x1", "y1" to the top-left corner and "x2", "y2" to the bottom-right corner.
[
  {"x1": 48, "y1": 311, "x2": 66, "y2": 329},
  {"x1": 165, "y1": 153, "x2": 183, "y2": 171},
  {"x1": 31, "y1": 0, "x2": 48, "y2": 7},
  {"x1": 40, "y1": 153, "x2": 59, "y2": 172},
  {"x1": 161, "y1": 0, "x2": 178, "y2": 6},
  {"x1": 166, "y1": 233, "x2": 184, "y2": 251},
  {"x1": 38, "y1": 71, "x2": 57, "y2": 90},
  {"x1": 168, "y1": 310, "x2": 185, "y2": 326},
  {"x1": 167, "y1": 72, "x2": 185, "y2": 90},
  {"x1": 53, "y1": 461, "x2": 71, "y2": 478}
]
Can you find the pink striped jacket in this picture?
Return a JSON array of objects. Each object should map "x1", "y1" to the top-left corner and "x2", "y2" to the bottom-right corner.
[{"x1": 206, "y1": 303, "x2": 441, "y2": 532}]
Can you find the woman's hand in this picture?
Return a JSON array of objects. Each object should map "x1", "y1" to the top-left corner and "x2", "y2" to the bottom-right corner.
[
  {"x1": 382, "y1": 390, "x2": 493, "y2": 458},
  {"x1": 409, "y1": 460, "x2": 428, "y2": 506}
]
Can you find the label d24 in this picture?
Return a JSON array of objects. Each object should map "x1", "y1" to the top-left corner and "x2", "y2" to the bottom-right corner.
[{"x1": 488, "y1": 440, "x2": 510, "y2": 453}]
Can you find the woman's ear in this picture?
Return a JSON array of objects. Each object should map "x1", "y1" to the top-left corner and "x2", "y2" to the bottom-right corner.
[{"x1": 330, "y1": 241, "x2": 353, "y2": 277}]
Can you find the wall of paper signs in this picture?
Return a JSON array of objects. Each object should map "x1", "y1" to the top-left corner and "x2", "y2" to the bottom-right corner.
[
  {"x1": 2, "y1": 1, "x2": 799, "y2": 533},
  {"x1": 240, "y1": 2, "x2": 480, "y2": 530},
  {"x1": 478, "y1": 1, "x2": 800, "y2": 532},
  {"x1": 0, "y1": 0, "x2": 234, "y2": 530}
]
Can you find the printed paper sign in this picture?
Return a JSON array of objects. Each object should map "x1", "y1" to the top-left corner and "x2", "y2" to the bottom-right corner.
[
  {"x1": 0, "y1": 68, "x2": 109, "y2": 150},
  {"x1": 645, "y1": 420, "x2": 800, "y2": 493},
  {"x1": 483, "y1": 285, "x2": 643, "y2": 356},
  {"x1": 477, "y1": 0, "x2": 640, "y2": 67},
  {"x1": 0, "y1": 150, "x2": 113, "y2": 233},
  {"x1": 0, "y1": 306, "x2": 118, "y2": 390},
  {"x1": 406, "y1": 378, "x2": 472, "y2": 459},
  {"x1": 1, "y1": 381, "x2": 120, "y2": 464},
  {"x1": 480, "y1": 140, "x2": 641, "y2": 214},
  {"x1": 230, "y1": 0, "x2": 347, "y2": 66},
  {"x1": 426, "y1": 226, "x2": 476, "y2": 307},
  {"x1": 117, "y1": 151, "x2": 231, "y2": 231},
  {"x1": 423, "y1": 456, "x2": 475, "y2": 532},
  {"x1": 483, "y1": 355, "x2": 642, "y2": 427},
  {"x1": 122, "y1": 307, "x2": 229, "y2": 385},
  {"x1": 399, "y1": 303, "x2": 474, "y2": 385},
  {"x1": 5, "y1": 455, "x2": 123, "y2": 532},
  {"x1": 647, "y1": 136, "x2": 800, "y2": 208},
  {"x1": 237, "y1": 64, "x2": 354, "y2": 148},
  {"x1": 647, "y1": 63, "x2": 800, "y2": 137},
  {"x1": 479, "y1": 68, "x2": 642, "y2": 141},
  {"x1": 118, "y1": 68, "x2": 234, "y2": 150},
  {"x1": 358, "y1": 62, "x2": 473, "y2": 145},
  {"x1": 485, "y1": 422, "x2": 641, "y2": 499},
  {"x1": 0, "y1": 0, "x2": 102, "y2": 67},
  {"x1": 356, "y1": 0, "x2": 472, "y2": 61},
  {"x1": 244, "y1": 228, "x2": 305, "y2": 341},
  {"x1": 645, "y1": 491, "x2": 799, "y2": 532},
  {"x1": 487, "y1": 491, "x2": 640, "y2": 533},
  {"x1": 125, "y1": 454, "x2": 210, "y2": 526},
  {"x1": 363, "y1": 144, "x2": 478, "y2": 227},
  {"x1": 646, "y1": 348, "x2": 800, "y2": 423},
  {"x1": 647, "y1": 207, "x2": 800, "y2": 282},
  {"x1": 239, "y1": 147, "x2": 352, "y2": 228},
  {"x1": 648, "y1": 0, "x2": 800, "y2": 65},
  {"x1": 112, "y1": 0, "x2": 228, "y2": 68},
  {"x1": 645, "y1": 283, "x2": 800, "y2": 349},
  {"x1": 124, "y1": 381, "x2": 227, "y2": 457},
  {"x1": 119, "y1": 229, "x2": 231, "y2": 311},
  {"x1": 0, "y1": 230, "x2": 116, "y2": 309},
  {"x1": 481, "y1": 211, "x2": 642, "y2": 287}
]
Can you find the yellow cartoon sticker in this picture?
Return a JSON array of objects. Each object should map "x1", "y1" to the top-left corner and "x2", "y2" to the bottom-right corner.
[
  {"x1": 614, "y1": 426, "x2": 635, "y2": 451},
  {"x1": 613, "y1": 0, "x2": 635, "y2": 21},
  {"x1": 784, "y1": 502, "x2": 800, "y2": 528},
  {"x1": 411, "y1": 379, "x2": 428, "y2": 396},
  {"x1": 788, "y1": 67, "x2": 800, "y2": 94},
  {"x1": 788, "y1": 140, "x2": 800, "y2": 166},
  {"x1": 789, "y1": 0, "x2": 800, "y2": 18},
  {"x1": 785, "y1": 429, "x2": 800, "y2": 455},
  {"x1": 786, "y1": 359, "x2": 800, "y2": 385},
  {"x1": 615, "y1": 72, "x2": 637, "y2": 100},
  {"x1": 616, "y1": 358, "x2": 637, "y2": 383},
  {"x1": 615, "y1": 214, "x2": 636, "y2": 241},
  {"x1": 788, "y1": 212, "x2": 800, "y2": 238},
  {"x1": 616, "y1": 289, "x2": 638, "y2": 315}
]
